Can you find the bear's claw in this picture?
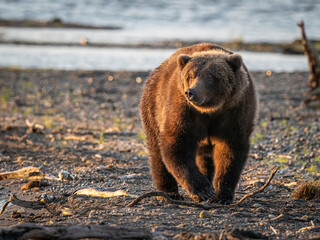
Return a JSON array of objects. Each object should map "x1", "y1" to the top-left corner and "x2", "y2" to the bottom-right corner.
[{"x1": 190, "y1": 186, "x2": 215, "y2": 202}]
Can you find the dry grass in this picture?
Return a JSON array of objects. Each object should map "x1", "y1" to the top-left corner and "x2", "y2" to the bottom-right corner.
[{"x1": 292, "y1": 181, "x2": 320, "y2": 200}]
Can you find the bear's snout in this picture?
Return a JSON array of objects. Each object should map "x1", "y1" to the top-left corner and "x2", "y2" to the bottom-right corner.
[{"x1": 185, "y1": 89, "x2": 196, "y2": 102}]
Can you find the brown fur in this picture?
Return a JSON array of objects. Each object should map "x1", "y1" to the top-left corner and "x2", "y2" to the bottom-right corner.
[{"x1": 140, "y1": 43, "x2": 257, "y2": 203}]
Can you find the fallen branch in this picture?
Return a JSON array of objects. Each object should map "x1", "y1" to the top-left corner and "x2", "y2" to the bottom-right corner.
[
  {"x1": 74, "y1": 188, "x2": 137, "y2": 198},
  {"x1": 298, "y1": 20, "x2": 320, "y2": 103},
  {"x1": 0, "y1": 193, "x2": 59, "y2": 215},
  {"x1": 231, "y1": 166, "x2": 279, "y2": 206},
  {"x1": 126, "y1": 191, "x2": 213, "y2": 210},
  {"x1": 4, "y1": 132, "x2": 29, "y2": 142},
  {"x1": 126, "y1": 167, "x2": 279, "y2": 209},
  {"x1": 0, "y1": 167, "x2": 42, "y2": 180},
  {"x1": 0, "y1": 223, "x2": 152, "y2": 240}
]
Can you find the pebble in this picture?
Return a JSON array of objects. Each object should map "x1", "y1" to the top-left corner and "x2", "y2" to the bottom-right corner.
[
  {"x1": 41, "y1": 193, "x2": 56, "y2": 203},
  {"x1": 253, "y1": 203, "x2": 263, "y2": 208},
  {"x1": 199, "y1": 210, "x2": 211, "y2": 218},
  {"x1": 11, "y1": 210, "x2": 22, "y2": 218},
  {"x1": 120, "y1": 173, "x2": 143, "y2": 180},
  {"x1": 58, "y1": 170, "x2": 74, "y2": 180}
]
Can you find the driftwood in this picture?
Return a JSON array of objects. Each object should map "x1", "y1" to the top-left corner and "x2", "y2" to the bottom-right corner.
[
  {"x1": 0, "y1": 167, "x2": 42, "y2": 181},
  {"x1": 298, "y1": 20, "x2": 320, "y2": 102},
  {"x1": 232, "y1": 166, "x2": 279, "y2": 206},
  {"x1": 0, "y1": 194, "x2": 58, "y2": 215},
  {"x1": 126, "y1": 167, "x2": 279, "y2": 209},
  {"x1": 126, "y1": 191, "x2": 213, "y2": 210},
  {"x1": 0, "y1": 223, "x2": 152, "y2": 240},
  {"x1": 174, "y1": 228, "x2": 269, "y2": 240}
]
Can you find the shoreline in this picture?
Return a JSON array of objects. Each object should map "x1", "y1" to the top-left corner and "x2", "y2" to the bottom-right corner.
[
  {"x1": 0, "y1": 19, "x2": 320, "y2": 54},
  {"x1": 0, "y1": 66, "x2": 310, "y2": 74},
  {"x1": 1, "y1": 38, "x2": 319, "y2": 55},
  {"x1": 0, "y1": 18, "x2": 121, "y2": 30}
]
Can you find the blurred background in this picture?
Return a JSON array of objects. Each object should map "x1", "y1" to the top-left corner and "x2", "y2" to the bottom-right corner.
[{"x1": 0, "y1": 0, "x2": 320, "y2": 71}]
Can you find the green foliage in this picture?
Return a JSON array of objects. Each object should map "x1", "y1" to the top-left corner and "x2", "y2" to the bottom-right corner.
[
  {"x1": 251, "y1": 132, "x2": 263, "y2": 144},
  {"x1": 308, "y1": 165, "x2": 318, "y2": 173},
  {"x1": 292, "y1": 180, "x2": 320, "y2": 200},
  {"x1": 113, "y1": 116, "x2": 127, "y2": 130},
  {"x1": 20, "y1": 81, "x2": 33, "y2": 91},
  {"x1": 289, "y1": 126, "x2": 298, "y2": 132},
  {"x1": 280, "y1": 119, "x2": 287, "y2": 126},
  {"x1": 42, "y1": 116, "x2": 54, "y2": 129},
  {"x1": 137, "y1": 130, "x2": 146, "y2": 141},
  {"x1": 98, "y1": 129, "x2": 105, "y2": 145},
  {"x1": 275, "y1": 157, "x2": 288, "y2": 164},
  {"x1": 262, "y1": 157, "x2": 272, "y2": 165},
  {"x1": 137, "y1": 150, "x2": 148, "y2": 156},
  {"x1": 302, "y1": 148, "x2": 309, "y2": 155},
  {"x1": 260, "y1": 121, "x2": 268, "y2": 128},
  {"x1": 275, "y1": 158, "x2": 288, "y2": 165},
  {"x1": 0, "y1": 88, "x2": 13, "y2": 105}
]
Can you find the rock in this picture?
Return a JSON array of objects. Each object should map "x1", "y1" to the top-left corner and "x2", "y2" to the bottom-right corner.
[
  {"x1": 120, "y1": 173, "x2": 143, "y2": 180},
  {"x1": 58, "y1": 170, "x2": 74, "y2": 180},
  {"x1": 199, "y1": 210, "x2": 211, "y2": 218},
  {"x1": 41, "y1": 193, "x2": 56, "y2": 203},
  {"x1": 11, "y1": 210, "x2": 22, "y2": 218}
]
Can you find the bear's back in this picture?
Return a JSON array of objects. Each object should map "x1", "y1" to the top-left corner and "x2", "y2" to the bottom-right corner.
[{"x1": 154, "y1": 43, "x2": 232, "y2": 79}]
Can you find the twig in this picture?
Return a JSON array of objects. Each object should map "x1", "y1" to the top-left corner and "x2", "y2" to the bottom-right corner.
[
  {"x1": 231, "y1": 166, "x2": 279, "y2": 206},
  {"x1": 126, "y1": 191, "x2": 213, "y2": 210},
  {"x1": 0, "y1": 195, "x2": 13, "y2": 215},
  {"x1": 270, "y1": 225, "x2": 279, "y2": 235},
  {"x1": 262, "y1": 213, "x2": 284, "y2": 222},
  {"x1": 0, "y1": 193, "x2": 59, "y2": 215},
  {"x1": 297, "y1": 221, "x2": 317, "y2": 233},
  {"x1": 270, "y1": 214, "x2": 284, "y2": 221},
  {"x1": 126, "y1": 167, "x2": 279, "y2": 209}
]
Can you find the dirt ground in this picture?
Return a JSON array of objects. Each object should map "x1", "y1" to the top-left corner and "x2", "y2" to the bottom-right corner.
[{"x1": 0, "y1": 68, "x2": 319, "y2": 239}]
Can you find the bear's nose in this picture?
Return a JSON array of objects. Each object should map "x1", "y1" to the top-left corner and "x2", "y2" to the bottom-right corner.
[{"x1": 185, "y1": 89, "x2": 196, "y2": 101}]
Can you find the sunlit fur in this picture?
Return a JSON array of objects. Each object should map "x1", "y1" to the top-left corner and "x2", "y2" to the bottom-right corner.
[{"x1": 140, "y1": 43, "x2": 257, "y2": 203}]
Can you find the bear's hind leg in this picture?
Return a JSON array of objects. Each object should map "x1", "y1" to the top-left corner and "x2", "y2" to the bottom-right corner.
[
  {"x1": 196, "y1": 144, "x2": 214, "y2": 183},
  {"x1": 212, "y1": 139, "x2": 249, "y2": 204}
]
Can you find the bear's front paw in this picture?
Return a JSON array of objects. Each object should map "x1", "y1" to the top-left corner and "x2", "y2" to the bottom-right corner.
[
  {"x1": 189, "y1": 185, "x2": 215, "y2": 202},
  {"x1": 166, "y1": 192, "x2": 184, "y2": 200},
  {"x1": 211, "y1": 191, "x2": 234, "y2": 205}
]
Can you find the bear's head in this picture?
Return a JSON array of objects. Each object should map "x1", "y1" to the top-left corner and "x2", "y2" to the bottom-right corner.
[{"x1": 178, "y1": 51, "x2": 248, "y2": 113}]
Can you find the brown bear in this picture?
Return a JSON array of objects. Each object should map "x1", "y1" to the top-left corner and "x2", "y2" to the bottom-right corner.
[{"x1": 140, "y1": 43, "x2": 257, "y2": 204}]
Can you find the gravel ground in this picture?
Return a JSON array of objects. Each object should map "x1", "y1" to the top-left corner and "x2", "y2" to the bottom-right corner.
[{"x1": 0, "y1": 68, "x2": 319, "y2": 239}]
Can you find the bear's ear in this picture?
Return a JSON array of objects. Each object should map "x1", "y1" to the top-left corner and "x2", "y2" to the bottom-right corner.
[
  {"x1": 178, "y1": 55, "x2": 191, "y2": 70},
  {"x1": 227, "y1": 54, "x2": 243, "y2": 72}
]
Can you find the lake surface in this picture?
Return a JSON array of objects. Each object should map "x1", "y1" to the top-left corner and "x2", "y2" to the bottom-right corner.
[
  {"x1": 1, "y1": 0, "x2": 320, "y2": 43},
  {"x1": 0, "y1": 0, "x2": 317, "y2": 71},
  {"x1": 0, "y1": 44, "x2": 307, "y2": 72}
]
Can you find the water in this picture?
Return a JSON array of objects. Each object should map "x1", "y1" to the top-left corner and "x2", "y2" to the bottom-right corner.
[
  {"x1": 0, "y1": 0, "x2": 317, "y2": 71},
  {"x1": 0, "y1": 0, "x2": 320, "y2": 42},
  {"x1": 0, "y1": 44, "x2": 307, "y2": 72}
]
